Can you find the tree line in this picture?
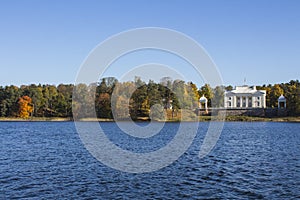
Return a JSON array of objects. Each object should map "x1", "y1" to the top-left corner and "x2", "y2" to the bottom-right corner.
[{"x1": 0, "y1": 78, "x2": 299, "y2": 119}]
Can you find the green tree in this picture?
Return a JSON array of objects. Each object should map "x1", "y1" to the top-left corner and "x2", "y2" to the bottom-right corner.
[
  {"x1": 57, "y1": 84, "x2": 73, "y2": 117},
  {"x1": 4, "y1": 85, "x2": 20, "y2": 117},
  {"x1": 212, "y1": 86, "x2": 224, "y2": 108},
  {"x1": 72, "y1": 83, "x2": 95, "y2": 118},
  {"x1": 96, "y1": 93, "x2": 112, "y2": 118},
  {"x1": 225, "y1": 85, "x2": 233, "y2": 91},
  {"x1": 189, "y1": 82, "x2": 200, "y2": 108},
  {"x1": 269, "y1": 84, "x2": 283, "y2": 108}
]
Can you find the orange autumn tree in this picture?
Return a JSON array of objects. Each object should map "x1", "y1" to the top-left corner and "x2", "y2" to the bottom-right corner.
[{"x1": 18, "y1": 96, "x2": 34, "y2": 119}]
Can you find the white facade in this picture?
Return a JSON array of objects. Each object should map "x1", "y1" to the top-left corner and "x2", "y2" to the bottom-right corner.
[{"x1": 224, "y1": 86, "x2": 266, "y2": 108}]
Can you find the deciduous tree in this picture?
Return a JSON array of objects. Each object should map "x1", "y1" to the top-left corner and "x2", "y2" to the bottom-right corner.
[{"x1": 18, "y1": 96, "x2": 33, "y2": 119}]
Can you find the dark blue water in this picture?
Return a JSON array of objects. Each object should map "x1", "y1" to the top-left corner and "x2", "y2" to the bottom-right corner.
[{"x1": 0, "y1": 122, "x2": 300, "y2": 199}]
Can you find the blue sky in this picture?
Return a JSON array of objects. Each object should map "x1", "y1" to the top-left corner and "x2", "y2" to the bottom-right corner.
[{"x1": 0, "y1": 0, "x2": 299, "y2": 87}]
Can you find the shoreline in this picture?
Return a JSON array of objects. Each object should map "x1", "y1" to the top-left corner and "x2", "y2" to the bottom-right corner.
[{"x1": 0, "y1": 116, "x2": 299, "y2": 122}]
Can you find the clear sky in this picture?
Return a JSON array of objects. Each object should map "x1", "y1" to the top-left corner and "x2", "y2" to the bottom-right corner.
[{"x1": 0, "y1": 0, "x2": 299, "y2": 87}]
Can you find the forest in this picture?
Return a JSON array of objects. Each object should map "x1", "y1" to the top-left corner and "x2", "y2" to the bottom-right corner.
[{"x1": 0, "y1": 78, "x2": 299, "y2": 119}]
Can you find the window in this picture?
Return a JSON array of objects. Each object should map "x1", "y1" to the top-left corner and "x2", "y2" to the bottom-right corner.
[
  {"x1": 257, "y1": 96, "x2": 260, "y2": 100},
  {"x1": 228, "y1": 102, "x2": 231, "y2": 107},
  {"x1": 229, "y1": 97, "x2": 232, "y2": 100},
  {"x1": 241, "y1": 97, "x2": 246, "y2": 107}
]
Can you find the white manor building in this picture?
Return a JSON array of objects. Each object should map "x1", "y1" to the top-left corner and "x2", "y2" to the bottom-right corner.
[{"x1": 224, "y1": 86, "x2": 266, "y2": 108}]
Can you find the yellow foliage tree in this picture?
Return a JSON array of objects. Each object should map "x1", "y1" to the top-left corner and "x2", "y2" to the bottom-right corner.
[{"x1": 18, "y1": 96, "x2": 33, "y2": 119}]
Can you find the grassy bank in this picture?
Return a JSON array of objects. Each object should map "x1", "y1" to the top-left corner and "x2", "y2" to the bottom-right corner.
[
  {"x1": 1, "y1": 116, "x2": 299, "y2": 122},
  {"x1": 0, "y1": 117, "x2": 72, "y2": 122},
  {"x1": 223, "y1": 116, "x2": 300, "y2": 122}
]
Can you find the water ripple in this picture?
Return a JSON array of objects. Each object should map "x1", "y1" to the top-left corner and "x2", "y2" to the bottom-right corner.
[{"x1": 0, "y1": 122, "x2": 300, "y2": 199}]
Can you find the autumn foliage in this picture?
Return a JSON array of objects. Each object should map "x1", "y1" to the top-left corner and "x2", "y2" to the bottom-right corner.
[
  {"x1": 0, "y1": 79, "x2": 299, "y2": 119},
  {"x1": 18, "y1": 96, "x2": 33, "y2": 119}
]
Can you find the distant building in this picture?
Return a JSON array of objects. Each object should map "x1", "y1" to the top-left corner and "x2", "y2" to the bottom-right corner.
[
  {"x1": 278, "y1": 94, "x2": 286, "y2": 109},
  {"x1": 199, "y1": 95, "x2": 208, "y2": 109},
  {"x1": 224, "y1": 86, "x2": 266, "y2": 108}
]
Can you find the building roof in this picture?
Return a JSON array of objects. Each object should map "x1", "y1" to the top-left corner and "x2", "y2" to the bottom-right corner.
[
  {"x1": 226, "y1": 85, "x2": 266, "y2": 95},
  {"x1": 199, "y1": 95, "x2": 207, "y2": 103},
  {"x1": 278, "y1": 94, "x2": 286, "y2": 101}
]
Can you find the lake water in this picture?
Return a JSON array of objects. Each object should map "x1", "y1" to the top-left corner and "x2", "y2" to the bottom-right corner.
[{"x1": 0, "y1": 121, "x2": 300, "y2": 199}]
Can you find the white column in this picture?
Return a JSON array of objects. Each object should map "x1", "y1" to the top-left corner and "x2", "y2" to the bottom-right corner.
[
  {"x1": 242, "y1": 96, "x2": 244, "y2": 107},
  {"x1": 240, "y1": 96, "x2": 243, "y2": 107},
  {"x1": 234, "y1": 96, "x2": 236, "y2": 108},
  {"x1": 245, "y1": 97, "x2": 248, "y2": 108},
  {"x1": 284, "y1": 101, "x2": 286, "y2": 108}
]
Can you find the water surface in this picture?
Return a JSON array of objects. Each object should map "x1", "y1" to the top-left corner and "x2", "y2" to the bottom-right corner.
[{"x1": 0, "y1": 122, "x2": 299, "y2": 199}]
